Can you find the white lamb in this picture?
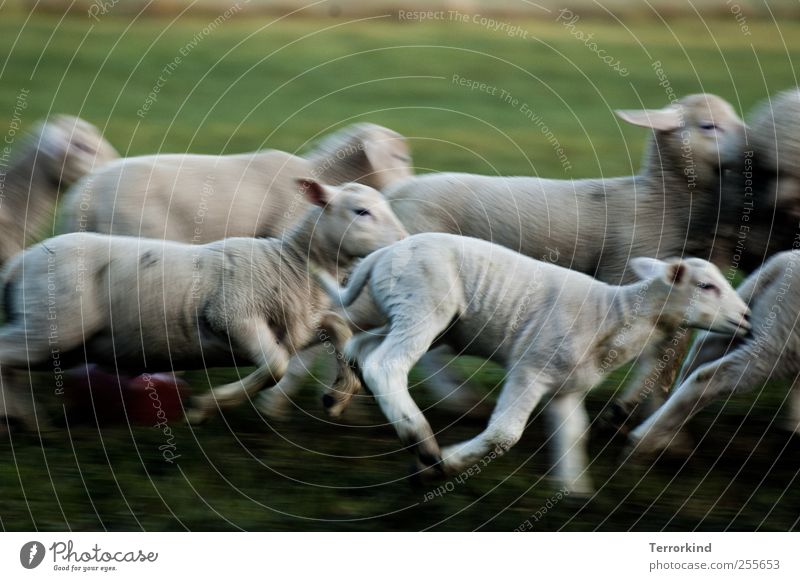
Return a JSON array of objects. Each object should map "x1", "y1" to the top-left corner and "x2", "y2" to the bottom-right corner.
[
  {"x1": 0, "y1": 179, "x2": 407, "y2": 431},
  {"x1": 317, "y1": 233, "x2": 750, "y2": 493}
]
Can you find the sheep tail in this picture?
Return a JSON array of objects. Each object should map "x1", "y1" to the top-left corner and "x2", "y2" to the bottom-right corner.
[{"x1": 313, "y1": 247, "x2": 387, "y2": 309}]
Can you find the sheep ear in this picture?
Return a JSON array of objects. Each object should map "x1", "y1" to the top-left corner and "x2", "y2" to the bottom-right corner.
[
  {"x1": 297, "y1": 178, "x2": 330, "y2": 207},
  {"x1": 616, "y1": 106, "x2": 683, "y2": 131},
  {"x1": 630, "y1": 257, "x2": 668, "y2": 281},
  {"x1": 666, "y1": 261, "x2": 687, "y2": 285}
]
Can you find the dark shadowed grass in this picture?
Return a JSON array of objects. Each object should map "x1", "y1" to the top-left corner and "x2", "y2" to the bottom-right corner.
[{"x1": 0, "y1": 13, "x2": 799, "y2": 531}]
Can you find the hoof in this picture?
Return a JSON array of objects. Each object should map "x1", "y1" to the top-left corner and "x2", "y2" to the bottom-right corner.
[
  {"x1": 407, "y1": 458, "x2": 445, "y2": 488},
  {"x1": 563, "y1": 480, "x2": 595, "y2": 498},
  {"x1": 184, "y1": 397, "x2": 214, "y2": 425},
  {"x1": 598, "y1": 401, "x2": 635, "y2": 435},
  {"x1": 321, "y1": 393, "x2": 335, "y2": 408},
  {"x1": 321, "y1": 393, "x2": 349, "y2": 418},
  {"x1": 418, "y1": 448, "x2": 443, "y2": 470}
]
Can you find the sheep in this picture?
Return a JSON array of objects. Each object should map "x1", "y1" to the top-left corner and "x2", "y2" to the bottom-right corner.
[
  {"x1": 316, "y1": 232, "x2": 751, "y2": 493},
  {"x1": 714, "y1": 88, "x2": 800, "y2": 274},
  {"x1": 383, "y1": 94, "x2": 746, "y2": 428},
  {"x1": 385, "y1": 94, "x2": 744, "y2": 283},
  {"x1": 0, "y1": 115, "x2": 118, "y2": 266},
  {"x1": 0, "y1": 178, "x2": 408, "y2": 432},
  {"x1": 629, "y1": 250, "x2": 800, "y2": 455},
  {"x1": 54, "y1": 122, "x2": 417, "y2": 421},
  {"x1": 57, "y1": 122, "x2": 412, "y2": 241}
]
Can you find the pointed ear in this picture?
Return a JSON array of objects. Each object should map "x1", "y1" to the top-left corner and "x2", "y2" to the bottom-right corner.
[
  {"x1": 297, "y1": 178, "x2": 331, "y2": 207},
  {"x1": 666, "y1": 261, "x2": 687, "y2": 285},
  {"x1": 630, "y1": 257, "x2": 668, "y2": 281},
  {"x1": 616, "y1": 106, "x2": 683, "y2": 131}
]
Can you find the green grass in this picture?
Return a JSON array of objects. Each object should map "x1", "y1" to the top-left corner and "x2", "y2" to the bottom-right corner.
[{"x1": 1, "y1": 13, "x2": 800, "y2": 531}]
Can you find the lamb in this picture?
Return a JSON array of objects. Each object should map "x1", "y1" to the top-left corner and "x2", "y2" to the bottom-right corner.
[
  {"x1": 629, "y1": 250, "x2": 800, "y2": 455},
  {"x1": 0, "y1": 179, "x2": 408, "y2": 431},
  {"x1": 714, "y1": 88, "x2": 800, "y2": 274},
  {"x1": 57, "y1": 123, "x2": 412, "y2": 241},
  {"x1": 0, "y1": 115, "x2": 118, "y2": 266},
  {"x1": 383, "y1": 94, "x2": 746, "y2": 427},
  {"x1": 316, "y1": 233, "x2": 751, "y2": 493}
]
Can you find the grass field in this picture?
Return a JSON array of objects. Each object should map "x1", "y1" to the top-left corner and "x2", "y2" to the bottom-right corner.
[{"x1": 1, "y1": 9, "x2": 800, "y2": 531}]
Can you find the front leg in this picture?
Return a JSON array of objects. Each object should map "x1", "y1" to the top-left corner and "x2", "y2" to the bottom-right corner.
[
  {"x1": 314, "y1": 311, "x2": 365, "y2": 418},
  {"x1": 607, "y1": 334, "x2": 690, "y2": 436},
  {"x1": 629, "y1": 347, "x2": 765, "y2": 455},
  {"x1": 187, "y1": 319, "x2": 289, "y2": 424}
]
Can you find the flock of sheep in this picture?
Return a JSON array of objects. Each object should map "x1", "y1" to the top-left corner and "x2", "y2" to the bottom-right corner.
[{"x1": 1, "y1": 88, "x2": 799, "y2": 495}]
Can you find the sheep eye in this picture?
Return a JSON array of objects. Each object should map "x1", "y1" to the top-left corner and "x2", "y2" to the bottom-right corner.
[
  {"x1": 352, "y1": 208, "x2": 371, "y2": 217},
  {"x1": 699, "y1": 122, "x2": 718, "y2": 131},
  {"x1": 697, "y1": 282, "x2": 717, "y2": 291}
]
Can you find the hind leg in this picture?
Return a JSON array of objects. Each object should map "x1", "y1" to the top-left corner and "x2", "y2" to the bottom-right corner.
[
  {"x1": 321, "y1": 326, "x2": 387, "y2": 418},
  {"x1": 358, "y1": 311, "x2": 456, "y2": 467},
  {"x1": 255, "y1": 345, "x2": 327, "y2": 421},
  {"x1": 187, "y1": 319, "x2": 290, "y2": 423}
]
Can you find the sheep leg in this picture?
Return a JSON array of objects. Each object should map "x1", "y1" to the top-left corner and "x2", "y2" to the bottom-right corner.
[
  {"x1": 439, "y1": 368, "x2": 549, "y2": 475},
  {"x1": 620, "y1": 347, "x2": 679, "y2": 411},
  {"x1": 255, "y1": 345, "x2": 327, "y2": 421},
  {"x1": 609, "y1": 336, "x2": 693, "y2": 450},
  {"x1": 629, "y1": 348, "x2": 762, "y2": 454},
  {"x1": 322, "y1": 326, "x2": 387, "y2": 418},
  {"x1": 186, "y1": 320, "x2": 289, "y2": 424},
  {"x1": 0, "y1": 371, "x2": 38, "y2": 432},
  {"x1": 312, "y1": 311, "x2": 364, "y2": 418},
  {"x1": 545, "y1": 392, "x2": 593, "y2": 494},
  {"x1": 358, "y1": 320, "x2": 453, "y2": 467},
  {"x1": 0, "y1": 328, "x2": 59, "y2": 431},
  {"x1": 677, "y1": 331, "x2": 736, "y2": 385}
]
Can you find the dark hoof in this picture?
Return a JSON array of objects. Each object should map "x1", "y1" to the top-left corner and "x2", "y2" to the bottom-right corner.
[
  {"x1": 184, "y1": 398, "x2": 214, "y2": 425},
  {"x1": 418, "y1": 449, "x2": 443, "y2": 470},
  {"x1": 407, "y1": 459, "x2": 445, "y2": 489},
  {"x1": 598, "y1": 401, "x2": 636, "y2": 435}
]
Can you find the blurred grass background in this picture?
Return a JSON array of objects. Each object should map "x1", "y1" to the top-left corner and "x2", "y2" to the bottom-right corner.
[{"x1": 1, "y1": 1, "x2": 799, "y2": 531}]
